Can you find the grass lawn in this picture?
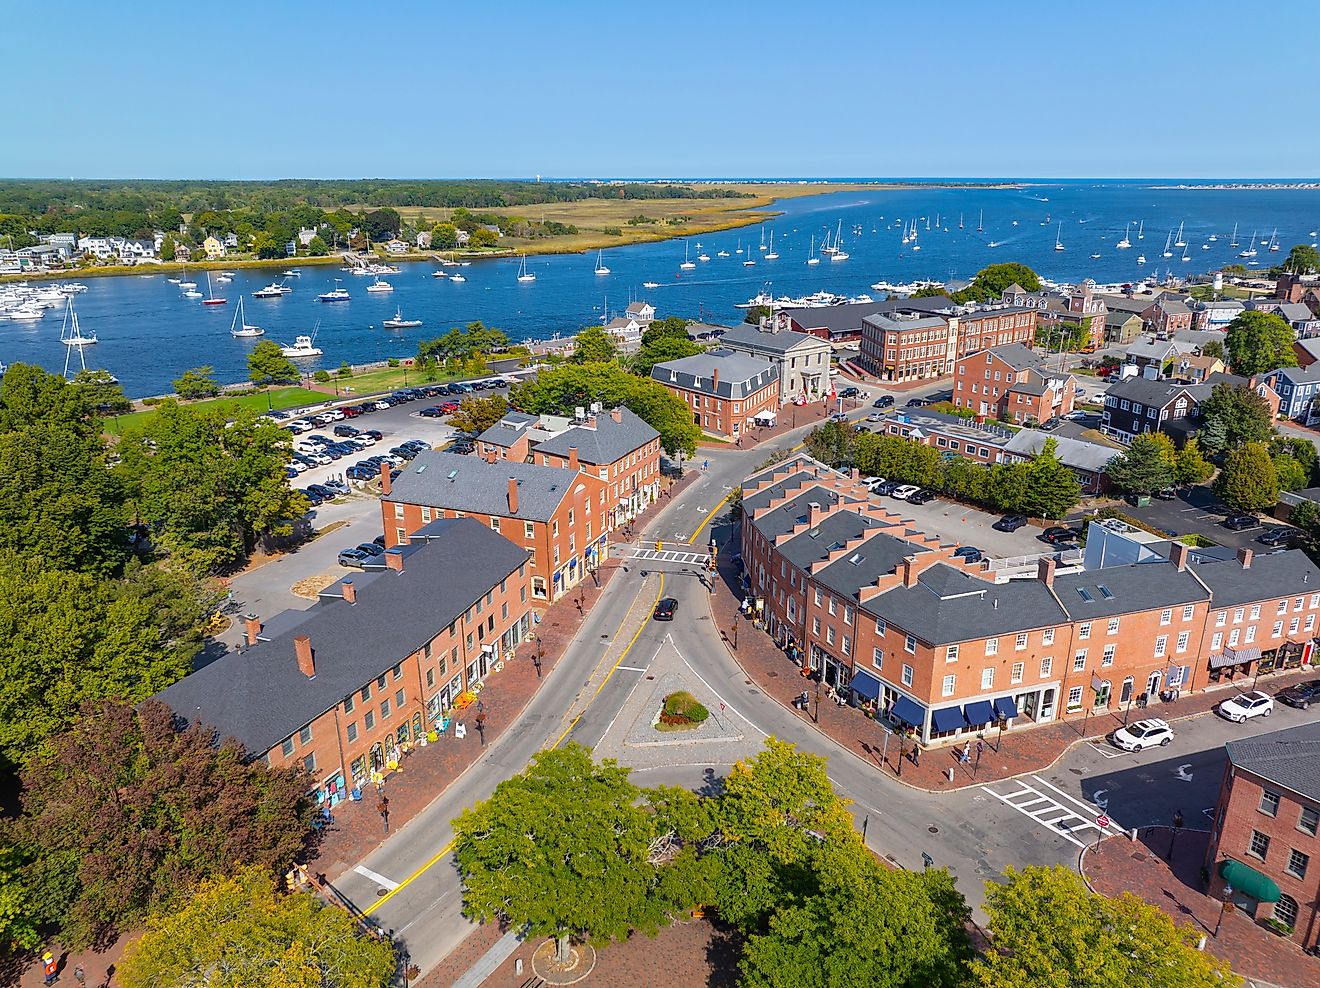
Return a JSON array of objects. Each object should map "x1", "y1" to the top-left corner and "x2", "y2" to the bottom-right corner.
[
  {"x1": 333, "y1": 365, "x2": 481, "y2": 396},
  {"x1": 106, "y1": 386, "x2": 328, "y2": 433}
]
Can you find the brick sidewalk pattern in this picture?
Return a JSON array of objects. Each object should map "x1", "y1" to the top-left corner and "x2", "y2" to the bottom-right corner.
[
  {"x1": 711, "y1": 523, "x2": 1320, "y2": 792},
  {"x1": 1083, "y1": 829, "x2": 1320, "y2": 988},
  {"x1": 697, "y1": 403, "x2": 830, "y2": 451}
]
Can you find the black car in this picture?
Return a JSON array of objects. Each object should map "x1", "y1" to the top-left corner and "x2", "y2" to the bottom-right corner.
[
  {"x1": 356, "y1": 542, "x2": 386, "y2": 558},
  {"x1": 994, "y1": 514, "x2": 1028, "y2": 532},
  {"x1": 1041, "y1": 417, "x2": 1063, "y2": 432},
  {"x1": 872, "y1": 480, "x2": 899, "y2": 496},
  {"x1": 1223, "y1": 514, "x2": 1258, "y2": 531},
  {"x1": 346, "y1": 464, "x2": 376, "y2": 481},
  {"x1": 298, "y1": 488, "x2": 324, "y2": 507},
  {"x1": 1153, "y1": 486, "x2": 1180, "y2": 500},
  {"x1": 307, "y1": 483, "x2": 337, "y2": 500},
  {"x1": 908, "y1": 488, "x2": 937, "y2": 505},
  {"x1": 360, "y1": 429, "x2": 383, "y2": 441},
  {"x1": 1277, "y1": 679, "x2": 1320, "y2": 710},
  {"x1": 419, "y1": 405, "x2": 446, "y2": 418},
  {"x1": 1257, "y1": 527, "x2": 1300, "y2": 548},
  {"x1": 653, "y1": 597, "x2": 678, "y2": 621},
  {"x1": 953, "y1": 546, "x2": 983, "y2": 564},
  {"x1": 906, "y1": 396, "x2": 930, "y2": 408},
  {"x1": 1041, "y1": 526, "x2": 1078, "y2": 545},
  {"x1": 333, "y1": 424, "x2": 360, "y2": 437},
  {"x1": 838, "y1": 386, "x2": 861, "y2": 399},
  {"x1": 872, "y1": 395, "x2": 895, "y2": 409}
]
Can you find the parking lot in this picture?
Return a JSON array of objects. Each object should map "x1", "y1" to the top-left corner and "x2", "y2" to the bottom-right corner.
[
  {"x1": 1115, "y1": 485, "x2": 1298, "y2": 553},
  {"x1": 860, "y1": 487, "x2": 1062, "y2": 561}
]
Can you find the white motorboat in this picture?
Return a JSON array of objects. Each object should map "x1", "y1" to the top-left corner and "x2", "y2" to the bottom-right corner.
[
  {"x1": 680, "y1": 241, "x2": 696, "y2": 270},
  {"x1": 450, "y1": 272, "x2": 466, "y2": 283},
  {"x1": 517, "y1": 254, "x2": 536, "y2": 282},
  {"x1": 183, "y1": 288, "x2": 203, "y2": 299},
  {"x1": 594, "y1": 249, "x2": 610, "y2": 276},
  {"x1": 253, "y1": 281, "x2": 290, "y2": 298},
  {"x1": 230, "y1": 296, "x2": 264, "y2": 337},
  {"x1": 282, "y1": 269, "x2": 301, "y2": 277},
  {"x1": 383, "y1": 308, "x2": 423, "y2": 329},
  {"x1": 366, "y1": 278, "x2": 394, "y2": 293},
  {"x1": 717, "y1": 249, "x2": 730, "y2": 257},
  {"x1": 642, "y1": 281, "x2": 660, "y2": 289},
  {"x1": 319, "y1": 278, "x2": 351, "y2": 301},
  {"x1": 1136, "y1": 254, "x2": 1146, "y2": 264},
  {"x1": 8, "y1": 305, "x2": 44, "y2": 322},
  {"x1": 697, "y1": 252, "x2": 710, "y2": 262},
  {"x1": 280, "y1": 326, "x2": 323, "y2": 358}
]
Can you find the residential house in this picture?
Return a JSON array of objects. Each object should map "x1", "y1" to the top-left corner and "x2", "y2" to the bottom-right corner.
[
  {"x1": 1105, "y1": 310, "x2": 1145, "y2": 345},
  {"x1": 1281, "y1": 303, "x2": 1320, "y2": 338},
  {"x1": 952, "y1": 343, "x2": 1077, "y2": 424},
  {"x1": 1262, "y1": 365, "x2": 1320, "y2": 423},
  {"x1": 1001, "y1": 280, "x2": 1107, "y2": 350},
  {"x1": 380, "y1": 452, "x2": 609, "y2": 602},
  {"x1": 1173, "y1": 354, "x2": 1227, "y2": 384},
  {"x1": 202, "y1": 236, "x2": 226, "y2": 259},
  {"x1": 156, "y1": 518, "x2": 533, "y2": 807},
  {"x1": 601, "y1": 316, "x2": 644, "y2": 353},
  {"x1": 1101, "y1": 376, "x2": 1202, "y2": 442},
  {"x1": 1123, "y1": 335, "x2": 1192, "y2": 375},
  {"x1": 385, "y1": 239, "x2": 410, "y2": 255},
  {"x1": 1151, "y1": 296, "x2": 1194, "y2": 335},
  {"x1": 416, "y1": 231, "x2": 432, "y2": 249},
  {"x1": 624, "y1": 301, "x2": 656, "y2": 326},
  {"x1": 224, "y1": 233, "x2": 239, "y2": 250},
  {"x1": 1275, "y1": 272, "x2": 1320, "y2": 305},
  {"x1": 651, "y1": 350, "x2": 780, "y2": 439},
  {"x1": 1293, "y1": 338, "x2": 1320, "y2": 369},
  {"x1": 717, "y1": 323, "x2": 834, "y2": 403},
  {"x1": 1193, "y1": 298, "x2": 1245, "y2": 331},
  {"x1": 298, "y1": 227, "x2": 319, "y2": 247},
  {"x1": 778, "y1": 300, "x2": 897, "y2": 344},
  {"x1": 1001, "y1": 430, "x2": 1119, "y2": 493}
]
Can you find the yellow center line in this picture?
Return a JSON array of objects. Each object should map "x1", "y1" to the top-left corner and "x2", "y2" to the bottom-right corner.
[{"x1": 688, "y1": 490, "x2": 733, "y2": 546}]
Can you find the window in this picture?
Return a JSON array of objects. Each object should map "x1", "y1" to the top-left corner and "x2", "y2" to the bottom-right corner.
[
  {"x1": 1248, "y1": 830, "x2": 1271, "y2": 860},
  {"x1": 872, "y1": 648, "x2": 884, "y2": 669},
  {"x1": 902, "y1": 664, "x2": 914, "y2": 687},
  {"x1": 1275, "y1": 894, "x2": 1299, "y2": 931},
  {"x1": 1260, "y1": 790, "x2": 1281, "y2": 817},
  {"x1": 1245, "y1": 625, "x2": 1257, "y2": 644},
  {"x1": 844, "y1": 605, "x2": 853, "y2": 626},
  {"x1": 1102, "y1": 644, "x2": 1115, "y2": 667},
  {"x1": 946, "y1": 644, "x2": 959, "y2": 663},
  {"x1": 1217, "y1": 611, "x2": 1227, "y2": 626},
  {"x1": 905, "y1": 635, "x2": 916, "y2": 654},
  {"x1": 1107, "y1": 618, "x2": 1120, "y2": 635},
  {"x1": 303, "y1": 753, "x2": 316, "y2": 774},
  {"x1": 1228, "y1": 628, "x2": 1241, "y2": 647},
  {"x1": 981, "y1": 668, "x2": 994, "y2": 690},
  {"x1": 364, "y1": 711, "x2": 375, "y2": 730},
  {"x1": 1040, "y1": 657, "x2": 1053, "y2": 678},
  {"x1": 491, "y1": 518, "x2": 501, "y2": 532},
  {"x1": 346, "y1": 722, "x2": 358, "y2": 743},
  {"x1": 299, "y1": 725, "x2": 312, "y2": 745},
  {"x1": 426, "y1": 668, "x2": 435, "y2": 689},
  {"x1": 814, "y1": 588, "x2": 822, "y2": 606},
  {"x1": 942, "y1": 674, "x2": 956, "y2": 697},
  {"x1": 1073, "y1": 650, "x2": 1087, "y2": 672},
  {"x1": 1015, "y1": 633, "x2": 1028, "y2": 650},
  {"x1": 360, "y1": 683, "x2": 372, "y2": 702},
  {"x1": 1298, "y1": 596, "x2": 1307, "y2": 612},
  {"x1": 1308, "y1": 615, "x2": 1317, "y2": 633},
  {"x1": 1078, "y1": 622, "x2": 1091, "y2": 640},
  {"x1": 986, "y1": 637, "x2": 999, "y2": 655},
  {"x1": 1067, "y1": 686, "x2": 1084, "y2": 711},
  {"x1": 812, "y1": 617, "x2": 820, "y2": 636},
  {"x1": 1182, "y1": 605, "x2": 1195, "y2": 622},
  {"x1": 825, "y1": 625, "x2": 835, "y2": 646},
  {"x1": 841, "y1": 635, "x2": 851, "y2": 657},
  {"x1": 377, "y1": 675, "x2": 387, "y2": 690},
  {"x1": 1273, "y1": 621, "x2": 1285, "y2": 638},
  {"x1": 394, "y1": 503, "x2": 404, "y2": 519},
  {"x1": 1160, "y1": 608, "x2": 1172, "y2": 625},
  {"x1": 1278, "y1": 600, "x2": 1289, "y2": 616},
  {"x1": 1011, "y1": 662, "x2": 1024, "y2": 684},
  {"x1": 827, "y1": 597, "x2": 836, "y2": 616},
  {"x1": 1250, "y1": 604, "x2": 1261, "y2": 620},
  {"x1": 343, "y1": 694, "x2": 355, "y2": 714},
  {"x1": 1154, "y1": 635, "x2": 1168, "y2": 658},
  {"x1": 1176, "y1": 631, "x2": 1190, "y2": 653},
  {"x1": 380, "y1": 699, "x2": 391, "y2": 719},
  {"x1": 1300, "y1": 806, "x2": 1319, "y2": 836},
  {"x1": 280, "y1": 736, "x2": 295, "y2": 757},
  {"x1": 1043, "y1": 628, "x2": 1055, "y2": 646},
  {"x1": 392, "y1": 662, "x2": 403, "y2": 681},
  {"x1": 1287, "y1": 849, "x2": 1310, "y2": 880},
  {"x1": 1234, "y1": 607, "x2": 1245, "y2": 623},
  {"x1": 524, "y1": 521, "x2": 535, "y2": 540},
  {"x1": 875, "y1": 617, "x2": 887, "y2": 635},
  {"x1": 1211, "y1": 632, "x2": 1224, "y2": 651},
  {"x1": 395, "y1": 689, "x2": 405, "y2": 708},
  {"x1": 1290, "y1": 617, "x2": 1301, "y2": 635}
]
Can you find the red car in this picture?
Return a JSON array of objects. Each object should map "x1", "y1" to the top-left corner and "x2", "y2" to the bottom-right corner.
[
  {"x1": 441, "y1": 401, "x2": 460, "y2": 413},
  {"x1": 341, "y1": 405, "x2": 362, "y2": 418}
]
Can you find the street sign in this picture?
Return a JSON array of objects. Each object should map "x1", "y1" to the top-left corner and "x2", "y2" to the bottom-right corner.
[{"x1": 1096, "y1": 814, "x2": 1110, "y2": 828}]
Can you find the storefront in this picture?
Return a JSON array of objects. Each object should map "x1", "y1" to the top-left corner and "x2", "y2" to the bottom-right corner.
[
  {"x1": 314, "y1": 769, "x2": 348, "y2": 810},
  {"x1": 810, "y1": 644, "x2": 851, "y2": 690}
]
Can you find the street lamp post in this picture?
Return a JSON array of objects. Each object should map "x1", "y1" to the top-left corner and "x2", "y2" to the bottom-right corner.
[
  {"x1": 731, "y1": 615, "x2": 739, "y2": 650},
  {"x1": 1214, "y1": 884, "x2": 1234, "y2": 938}
]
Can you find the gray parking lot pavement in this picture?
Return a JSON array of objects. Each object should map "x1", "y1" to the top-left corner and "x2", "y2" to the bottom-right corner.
[
  {"x1": 1117, "y1": 486, "x2": 1297, "y2": 553},
  {"x1": 870, "y1": 491, "x2": 1052, "y2": 560}
]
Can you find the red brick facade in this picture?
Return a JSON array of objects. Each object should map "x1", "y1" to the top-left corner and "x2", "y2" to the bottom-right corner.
[{"x1": 953, "y1": 346, "x2": 1077, "y2": 425}]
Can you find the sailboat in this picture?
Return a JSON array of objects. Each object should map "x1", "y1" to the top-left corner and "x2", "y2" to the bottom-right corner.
[
  {"x1": 1239, "y1": 231, "x2": 1257, "y2": 258},
  {"x1": 517, "y1": 254, "x2": 537, "y2": 282},
  {"x1": 230, "y1": 296, "x2": 263, "y2": 337},
  {"x1": 178, "y1": 263, "x2": 197, "y2": 291},
  {"x1": 1054, "y1": 222, "x2": 1065, "y2": 251},
  {"x1": 807, "y1": 234, "x2": 820, "y2": 265},
  {"x1": 1116, "y1": 223, "x2": 1132, "y2": 249},
  {"x1": 830, "y1": 220, "x2": 849, "y2": 260},
  {"x1": 1136, "y1": 220, "x2": 1144, "y2": 240},
  {"x1": 679, "y1": 241, "x2": 696, "y2": 270},
  {"x1": 758, "y1": 227, "x2": 767, "y2": 252},
  {"x1": 1181, "y1": 242, "x2": 1191, "y2": 262},
  {"x1": 594, "y1": 250, "x2": 610, "y2": 276},
  {"x1": 1162, "y1": 231, "x2": 1174, "y2": 258},
  {"x1": 976, "y1": 209, "x2": 984, "y2": 234},
  {"x1": 959, "y1": 213, "x2": 965, "y2": 230},
  {"x1": 765, "y1": 230, "x2": 779, "y2": 260},
  {"x1": 60, "y1": 298, "x2": 96, "y2": 378},
  {"x1": 1268, "y1": 228, "x2": 1281, "y2": 252},
  {"x1": 383, "y1": 307, "x2": 423, "y2": 329},
  {"x1": 203, "y1": 271, "x2": 227, "y2": 306},
  {"x1": 742, "y1": 246, "x2": 756, "y2": 266},
  {"x1": 1229, "y1": 222, "x2": 1240, "y2": 248},
  {"x1": 735, "y1": 239, "x2": 743, "y2": 255},
  {"x1": 280, "y1": 322, "x2": 323, "y2": 358},
  {"x1": 1173, "y1": 222, "x2": 1186, "y2": 248}
]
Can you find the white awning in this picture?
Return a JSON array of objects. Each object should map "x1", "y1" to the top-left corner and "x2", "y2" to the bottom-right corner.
[{"x1": 754, "y1": 411, "x2": 777, "y2": 424}]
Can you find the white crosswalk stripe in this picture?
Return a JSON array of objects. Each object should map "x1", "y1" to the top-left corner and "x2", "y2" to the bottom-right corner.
[
  {"x1": 629, "y1": 548, "x2": 711, "y2": 565},
  {"x1": 981, "y1": 775, "x2": 1124, "y2": 848}
]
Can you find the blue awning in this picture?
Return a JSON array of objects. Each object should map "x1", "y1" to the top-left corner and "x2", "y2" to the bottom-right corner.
[
  {"x1": 931, "y1": 706, "x2": 965, "y2": 733},
  {"x1": 964, "y1": 700, "x2": 997, "y2": 727},
  {"x1": 850, "y1": 669, "x2": 882, "y2": 701},
  {"x1": 994, "y1": 696, "x2": 1019, "y2": 721},
  {"x1": 891, "y1": 694, "x2": 925, "y2": 728}
]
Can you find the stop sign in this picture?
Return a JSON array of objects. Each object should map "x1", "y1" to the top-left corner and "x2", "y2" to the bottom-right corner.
[{"x1": 1097, "y1": 814, "x2": 1110, "y2": 828}]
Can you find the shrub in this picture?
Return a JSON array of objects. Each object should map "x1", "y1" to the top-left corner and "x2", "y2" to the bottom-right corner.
[
  {"x1": 313, "y1": 370, "x2": 331, "y2": 383},
  {"x1": 660, "y1": 691, "x2": 709, "y2": 726},
  {"x1": 142, "y1": 396, "x2": 162, "y2": 406},
  {"x1": 387, "y1": 357, "x2": 400, "y2": 367}
]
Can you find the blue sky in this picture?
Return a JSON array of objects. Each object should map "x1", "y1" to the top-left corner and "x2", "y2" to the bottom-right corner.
[{"x1": 3, "y1": 1, "x2": 1317, "y2": 179}]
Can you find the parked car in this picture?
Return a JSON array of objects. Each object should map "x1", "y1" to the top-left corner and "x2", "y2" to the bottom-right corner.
[
  {"x1": 321, "y1": 479, "x2": 350, "y2": 496},
  {"x1": 284, "y1": 466, "x2": 299, "y2": 480},
  {"x1": 872, "y1": 395, "x2": 895, "y2": 409},
  {"x1": 356, "y1": 542, "x2": 386, "y2": 558},
  {"x1": 1218, "y1": 690, "x2": 1274, "y2": 724},
  {"x1": 1153, "y1": 486, "x2": 1179, "y2": 500},
  {"x1": 838, "y1": 386, "x2": 861, "y2": 399},
  {"x1": 346, "y1": 464, "x2": 376, "y2": 481},
  {"x1": 1223, "y1": 514, "x2": 1258, "y2": 531},
  {"x1": 827, "y1": 412, "x2": 849, "y2": 423},
  {"x1": 1257, "y1": 527, "x2": 1300, "y2": 548},
  {"x1": 448, "y1": 442, "x2": 475, "y2": 455},
  {"x1": 337, "y1": 547, "x2": 370, "y2": 568},
  {"x1": 360, "y1": 430, "x2": 383, "y2": 442},
  {"x1": 288, "y1": 419, "x2": 314, "y2": 433},
  {"x1": 307, "y1": 483, "x2": 337, "y2": 500},
  {"x1": 993, "y1": 514, "x2": 1028, "y2": 532},
  {"x1": 298, "y1": 488, "x2": 324, "y2": 507},
  {"x1": 865, "y1": 412, "x2": 886, "y2": 422},
  {"x1": 908, "y1": 488, "x2": 937, "y2": 505},
  {"x1": 1109, "y1": 718, "x2": 1174, "y2": 751},
  {"x1": 653, "y1": 597, "x2": 678, "y2": 621},
  {"x1": 953, "y1": 546, "x2": 983, "y2": 564},
  {"x1": 1276, "y1": 679, "x2": 1320, "y2": 710},
  {"x1": 1041, "y1": 526, "x2": 1079, "y2": 545},
  {"x1": 1064, "y1": 410, "x2": 1088, "y2": 421},
  {"x1": 333, "y1": 424, "x2": 360, "y2": 437},
  {"x1": 890, "y1": 484, "x2": 921, "y2": 500},
  {"x1": 419, "y1": 405, "x2": 446, "y2": 418},
  {"x1": 440, "y1": 401, "x2": 460, "y2": 413},
  {"x1": 402, "y1": 439, "x2": 432, "y2": 450},
  {"x1": 871, "y1": 480, "x2": 899, "y2": 496},
  {"x1": 373, "y1": 400, "x2": 391, "y2": 411},
  {"x1": 905, "y1": 396, "x2": 930, "y2": 408},
  {"x1": 1040, "y1": 417, "x2": 1063, "y2": 431},
  {"x1": 341, "y1": 405, "x2": 363, "y2": 418}
]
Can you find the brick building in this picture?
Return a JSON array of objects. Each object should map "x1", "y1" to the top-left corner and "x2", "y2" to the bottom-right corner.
[
  {"x1": 381, "y1": 452, "x2": 608, "y2": 602},
  {"x1": 1001, "y1": 280, "x2": 1107, "y2": 350},
  {"x1": 1206, "y1": 722, "x2": 1320, "y2": 947},
  {"x1": 651, "y1": 349, "x2": 780, "y2": 439},
  {"x1": 717, "y1": 323, "x2": 834, "y2": 403},
  {"x1": 952, "y1": 343, "x2": 1077, "y2": 424},
  {"x1": 739, "y1": 454, "x2": 1320, "y2": 746},
  {"x1": 156, "y1": 519, "x2": 533, "y2": 808},
  {"x1": 855, "y1": 299, "x2": 1038, "y2": 382}
]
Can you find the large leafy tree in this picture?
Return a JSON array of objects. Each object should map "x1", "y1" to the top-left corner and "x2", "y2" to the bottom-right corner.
[
  {"x1": 448, "y1": 394, "x2": 509, "y2": 435},
  {"x1": 0, "y1": 845, "x2": 41, "y2": 953},
  {"x1": 18, "y1": 699, "x2": 315, "y2": 950},
  {"x1": 952, "y1": 263, "x2": 1041, "y2": 303},
  {"x1": 0, "y1": 363, "x2": 129, "y2": 576},
  {"x1": 117, "y1": 400, "x2": 308, "y2": 573},
  {"x1": 118, "y1": 867, "x2": 395, "y2": 988},
  {"x1": 362, "y1": 207, "x2": 401, "y2": 242},
  {"x1": 571, "y1": 324, "x2": 620, "y2": 364},
  {"x1": 634, "y1": 335, "x2": 705, "y2": 377},
  {"x1": 416, "y1": 321, "x2": 510, "y2": 362},
  {"x1": 72, "y1": 369, "x2": 131, "y2": 415},
  {"x1": 1196, "y1": 382, "x2": 1274, "y2": 455},
  {"x1": 247, "y1": 340, "x2": 299, "y2": 385},
  {"x1": 969, "y1": 866, "x2": 1238, "y2": 988},
  {"x1": 172, "y1": 365, "x2": 220, "y2": 401},
  {"x1": 511, "y1": 362, "x2": 699, "y2": 457},
  {"x1": 1224, "y1": 311, "x2": 1297, "y2": 377},
  {"x1": 1105, "y1": 434, "x2": 1176, "y2": 495},
  {"x1": 1173, "y1": 437, "x2": 1214, "y2": 487},
  {"x1": 1023, "y1": 438, "x2": 1082, "y2": 519},
  {"x1": 806, "y1": 421, "x2": 855, "y2": 467},
  {"x1": 1283, "y1": 243, "x2": 1320, "y2": 275},
  {"x1": 1213, "y1": 441, "x2": 1279, "y2": 513},
  {"x1": 453, "y1": 744, "x2": 662, "y2": 963}
]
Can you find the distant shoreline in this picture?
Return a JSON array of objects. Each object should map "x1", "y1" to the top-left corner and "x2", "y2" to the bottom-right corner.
[{"x1": 1150, "y1": 183, "x2": 1320, "y2": 191}]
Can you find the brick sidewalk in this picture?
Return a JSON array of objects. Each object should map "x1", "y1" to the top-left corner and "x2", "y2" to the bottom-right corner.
[
  {"x1": 1083, "y1": 829, "x2": 1318, "y2": 988},
  {"x1": 711, "y1": 524, "x2": 1320, "y2": 792},
  {"x1": 697, "y1": 403, "x2": 830, "y2": 451}
]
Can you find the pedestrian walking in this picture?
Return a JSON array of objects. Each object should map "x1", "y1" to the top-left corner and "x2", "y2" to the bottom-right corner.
[
  {"x1": 960, "y1": 741, "x2": 971, "y2": 764},
  {"x1": 377, "y1": 796, "x2": 390, "y2": 834},
  {"x1": 321, "y1": 804, "x2": 334, "y2": 827},
  {"x1": 41, "y1": 951, "x2": 58, "y2": 985},
  {"x1": 912, "y1": 743, "x2": 921, "y2": 768},
  {"x1": 702, "y1": 458, "x2": 709, "y2": 471}
]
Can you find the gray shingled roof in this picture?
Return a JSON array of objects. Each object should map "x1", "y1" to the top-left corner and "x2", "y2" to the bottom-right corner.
[
  {"x1": 1226, "y1": 721, "x2": 1320, "y2": 803},
  {"x1": 477, "y1": 411, "x2": 538, "y2": 448},
  {"x1": 747, "y1": 484, "x2": 858, "y2": 542},
  {"x1": 1103, "y1": 376, "x2": 1196, "y2": 409},
  {"x1": 1267, "y1": 364, "x2": 1320, "y2": 386},
  {"x1": 814, "y1": 527, "x2": 929, "y2": 600},
  {"x1": 988, "y1": 342, "x2": 1045, "y2": 372},
  {"x1": 1004, "y1": 431, "x2": 1120, "y2": 474},
  {"x1": 862, "y1": 314, "x2": 947, "y2": 335},
  {"x1": 719, "y1": 324, "x2": 825, "y2": 354},
  {"x1": 1054, "y1": 564, "x2": 1209, "y2": 619},
  {"x1": 650, "y1": 349, "x2": 778, "y2": 399},
  {"x1": 864, "y1": 563, "x2": 1069, "y2": 646},
  {"x1": 1192, "y1": 549, "x2": 1320, "y2": 608},
  {"x1": 156, "y1": 519, "x2": 529, "y2": 755},
  {"x1": 388, "y1": 451, "x2": 578, "y2": 521},
  {"x1": 533, "y1": 407, "x2": 658, "y2": 465}
]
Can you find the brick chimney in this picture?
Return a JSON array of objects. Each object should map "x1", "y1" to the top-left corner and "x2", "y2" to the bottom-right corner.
[
  {"x1": 379, "y1": 461, "x2": 392, "y2": 496},
  {"x1": 484, "y1": 448, "x2": 498, "y2": 464},
  {"x1": 901, "y1": 556, "x2": 921, "y2": 588},
  {"x1": 244, "y1": 613, "x2": 261, "y2": 647},
  {"x1": 1037, "y1": 557, "x2": 1056, "y2": 587},
  {"x1": 712, "y1": 366, "x2": 720, "y2": 389},
  {"x1": 342, "y1": 579, "x2": 356, "y2": 604},
  {"x1": 385, "y1": 547, "x2": 405, "y2": 572},
  {"x1": 507, "y1": 477, "x2": 519, "y2": 514},
  {"x1": 568, "y1": 446, "x2": 579, "y2": 472},
  {"x1": 1237, "y1": 546, "x2": 1254, "y2": 570},
  {"x1": 1170, "y1": 541, "x2": 1192, "y2": 572},
  {"x1": 808, "y1": 501, "x2": 823, "y2": 526},
  {"x1": 293, "y1": 634, "x2": 315, "y2": 679},
  {"x1": 610, "y1": 407, "x2": 622, "y2": 423}
]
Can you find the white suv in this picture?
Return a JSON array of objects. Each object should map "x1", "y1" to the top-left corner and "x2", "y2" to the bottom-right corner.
[{"x1": 1109, "y1": 718, "x2": 1173, "y2": 751}]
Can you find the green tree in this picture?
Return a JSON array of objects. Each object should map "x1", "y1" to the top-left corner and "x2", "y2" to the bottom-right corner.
[
  {"x1": 430, "y1": 222, "x2": 458, "y2": 249},
  {"x1": 363, "y1": 207, "x2": 401, "y2": 242},
  {"x1": 252, "y1": 232, "x2": 282, "y2": 259},
  {"x1": 988, "y1": 462, "x2": 1032, "y2": 514},
  {"x1": 19, "y1": 699, "x2": 315, "y2": 950},
  {"x1": 171, "y1": 365, "x2": 220, "y2": 401},
  {"x1": 969, "y1": 866, "x2": 1238, "y2": 988},
  {"x1": 1197, "y1": 382, "x2": 1275, "y2": 454},
  {"x1": 453, "y1": 745, "x2": 662, "y2": 963},
  {"x1": 571, "y1": 325, "x2": 620, "y2": 364},
  {"x1": 116, "y1": 401, "x2": 308, "y2": 573},
  {"x1": 1224, "y1": 310, "x2": 1298, "y2": 377},
  {"x1": 1201, "y1": 339, "x2": 1225, "y2": 361},
  {"x1": 72, "y1": 368, "x2": 131, "y2": 415},
  {"x1": 449, "y1": 395, "x2": 509, "y2": 435},
  {"x1": 1213, "y1": 441, "x2": 1279, "y2": 513},
  {"x1": 0, "y1": 845, "x2": 41, "y2": 952},
  {"x1": 1283, "y1": 243, "x2": 1320, "y2": 275},
  {"x1": 1104, "y1": 434, "x2": 1176, "y2": 495},
  {"x1": 806, "y1": 421, "x2": 854, "y2": 467},
  {"x1": 248, "y1": 340, "x2": 299, "y2": 385},
  {"x1": 1288, "y1": 500, "x2": 1320, "y2": 546},
  {"x1": 307, "y1": 234, "x2": 329, "y2": 256},
  {"x1": 1023, "y1": 438, "x2": 1082, "y2": 519},
  {"x1": 470, "y1": 227, "x2": 498, "y2": 248},
  {"x1": 313, "y1": 369, "x2": 331, "y2": 383},
  {"x1": 952, "y1": 263, "x2": 1041, "y2": 303},
  {"x1": 159, "y1": 234, "x2": 176, "y2": 262},
  {"x1": 634, "y1": 334, "x2": 704, "y2": 377},
  {"x1": 1173, "y1": 437, "x2": 1214, "y2": 487},
  {"x1": 1269, "y1": 435, "x2": 1318, "y2": 482},
  {"x1": 1273, "y1": 454, "x2": 1309, "y2": 493},
  {"x1": 118, "y1": 867, "x2": 394, "y2": 988}
]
